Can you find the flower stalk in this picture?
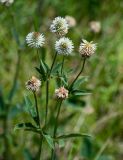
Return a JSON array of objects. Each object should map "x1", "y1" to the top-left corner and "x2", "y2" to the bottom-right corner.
[{"x1": 69, "y1": 57, "x2": 86, "y2": 91}]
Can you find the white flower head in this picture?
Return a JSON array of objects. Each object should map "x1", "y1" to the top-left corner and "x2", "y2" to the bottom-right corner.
[
  {"x1": 55, "y1": 37, "x2": 74, "y2": 55},
  {"x1": 65, "y1": 15, "x2": 76, "y2": 28},
  {"x1": 26, "y1": 32, "x2": 45, "y2": 48},
  {"x1": 50, "y1": 17, "x2": 69, "y2": 37},
  {"x1": 55, "y1": 86, "x2": 69, "y2": 100},
  {"x1": 0, "y1": 0, "x2": 14, "y2": 6},
  {"x1": 25, "y1": 76, "x2": 41, "y2": 92},
  {"x1": 79, "y1": 39, "x2": 97, "y2": 57},
  {"x1": 89, "y1": 21, "x2": 101, "y2": 33}
]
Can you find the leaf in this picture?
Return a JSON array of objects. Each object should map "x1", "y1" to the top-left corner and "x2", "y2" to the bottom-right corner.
[
  {"x1": 24, "y1": 95, "x2": 38, "y2": 125},
  {"x1": 57, "y1": 139, "x2": 65, "y2": 148},
  {"x1": 23, "y1": 148, "x2": 33, "y2": 160},
  {"x1": 56, "y1": 133, "x2": 92, "y2": 139},
  {"x1": 71, "y1": 89, "x2": 92, "y2": 96},
  {"x1": 14, "y1": 122, "x2": 38, "y2": 132},
  {"x1": 0, "y1": 87, "x2": 4, "y2": 110},
  {"x1": 43, "y1": 134, "x2": 54, "y2": 149},
  {"x1": 72, "y1": 76, "x2": 89, "y2": 89},
  {"x1": 52, "y1": 62, "x2": 62, "y2": 75}
]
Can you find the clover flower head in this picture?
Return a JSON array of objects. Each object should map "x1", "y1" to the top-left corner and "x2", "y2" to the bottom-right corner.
[
  {"x1": 0, "y1": 0, "x2": 14, "y2": 6},
  {"x1": 26, "y1": 32, "x2": 45, "y2": 48},
  {"x1": 79, "y1": 39, "x2": 97, "y2": 57},
  {"x1": 55, "y1": 86, "x2": 69, "y2": 100},
  {"x1": 25, "y1": 76, "x2": 41, "y2": 92},
  {"x1": 55, "y1": 37, "x2": 74, "y2": 55},
  {"x1": 50, "y1": 17, "x2": 69, "y2": 37},
  {"x1": 65, "y1": 15, "x2": 76, "y2": 28},
  {"x1": 89, "y1": 21, "x2": 101, "y2": 33}
]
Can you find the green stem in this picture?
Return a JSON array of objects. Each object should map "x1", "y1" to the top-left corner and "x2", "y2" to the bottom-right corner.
[
  {"x1": 45, "y1": 52, "x2": 58, "y2": 127},
  {"x1": 61, "y1": 55, "x2": 65, "y2": 75},
  {"x1": 45, "y1": 79, "x2": 49, "y2": 126},
  {"x1": 33, "y1": 92, "x2": 43, "y2": 159},
  {"x1": 48, "y1": 52, "x2": 57, "y2": 78},
  {"x1": 69, "y1": 57, "x2": 86, "y2": 91},
  {"x1": 51, "y1": 100, "x2": 63, "y2": 160}
]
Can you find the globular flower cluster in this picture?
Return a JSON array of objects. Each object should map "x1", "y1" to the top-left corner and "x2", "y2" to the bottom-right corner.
[
  {"x1": 25, "y1": 17, "x2": 97, "y2": 98},
  {"x1": 65, "y1": 16, "x2": 76, "y2": 28},
  {"x1": 55, "y1": 86, "x2": 69, "y2": 100},
  {"x1": 55, "y1": 37, "x2": 74, "y2": 55},
  {"x1": 0, "y1": 0, "x2": 14, "y2": 6},
  {"x1": 50, "y1": 17, "x2": 69, "y2": 37},
  {"x1": 25, "y1": 76, "x2": 41, "y2": 92},
  {"x1": 26, "y1": 32, "x2": 45, "y2": 48},
  {"x1": 79, "y1": 39, "x2": 97, "y2": 57}
]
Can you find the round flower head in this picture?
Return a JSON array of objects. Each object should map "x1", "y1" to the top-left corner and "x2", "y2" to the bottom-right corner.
[
  {"x1": 65, "y1": 15, "x2": 76, "y2": 28},
  {"x1": 50, "y1": 17, "x2": 69, "y2": 37},
  {"x1": 55, "y1": 86, "x2": 69, "y2": 100},
  {"x1": 55, "y1": 37, "x2": 74, "y2": 55},
  {"x1": 26, "y1": 32, "x2": 45, "y2": 48},
  {"x1": 89, "y1": 21, "x2": 101, "y2": 33},
  {"x1": 79, "y1": 39, "x2": 97, "y2": 57},
  {"x1": 0, "y1": 0, "x2": 14, "y2": 6},
  {"x1": 25, "y1": 76, "x2": 41, "y2": 92}
]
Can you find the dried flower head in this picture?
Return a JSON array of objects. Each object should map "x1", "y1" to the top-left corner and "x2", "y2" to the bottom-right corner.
[
  {"x1": 55, "y1": 86, "x2": 69, "y2": 100},
  {"x1": 50, "y1": 17, "x2": 69, "y2": 37},
  {"x1": 65, "y1": 15, "x2": 76, "y2": 28},
  {"x1": 25, "y1": 76, "x2": 41, "y2": 92},
  {"x1": 55, "y1": 37, "x2": 74, "y2": 55},
  {"x1": 0, "y1": 0, "x2": 14, "y2": 6},
  {"x1": 89, "y1": 21, "x2": 101, "y2": 33},
  {"x1": 26, "y1": 32, "x2": 45, "y2": 48},
  {"x1": 79, "y1": 39, "x2": 97, "y2": 57}
]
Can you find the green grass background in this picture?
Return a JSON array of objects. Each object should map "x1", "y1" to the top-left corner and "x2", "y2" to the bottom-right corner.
[{"x1": 0, "y1": 0, "x2": 123, "y2": 159}]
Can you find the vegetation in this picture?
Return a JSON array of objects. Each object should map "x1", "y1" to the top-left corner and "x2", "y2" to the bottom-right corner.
[{"x1": 0, "y1": 0, "x2": 123, "y2": 159}]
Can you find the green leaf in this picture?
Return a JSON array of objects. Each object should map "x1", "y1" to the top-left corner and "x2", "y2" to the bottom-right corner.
[
  {"x1": 72, "y1": 76, "x2": 89, "y2": 89},
  {"x1": 36, "y1": 60, "x2": 49, "y2": 81},
  {"x1": 0, "y1": 87, "x2": 4, "y2": 110},
  {"x1": 57, "y1": 139, "x2": 65, "y2": 148},
  {"x1": 56, "y1": 133, "x2": 92, "y2": 139},
  {"x1": 71, "y1": 89, "x2": 91, "y2": 96},
  {"x1": 14, "y1": 122, "x2": 38, "y2": 132},
  {"x1": 24, "y1": 95, "x2": 39, "y2": 125},
  {"x1": 44, "y1": 134, "x2": 54, "y2": 149},
  {"x1": 52, "y1": 62, "x2": 62, "y2": 75}
]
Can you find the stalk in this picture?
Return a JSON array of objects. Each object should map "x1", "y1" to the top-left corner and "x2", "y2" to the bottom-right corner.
[
  {"x1": 33, "y1": 92, "x2": 43, "y2": 159},
  {"x1": 69, "y1": 57, "x2": 86, "y2": 91},
  {"x1": 51, "y1": 100, "x2": 63, "y2": 160},
  {"x1": 45, "y1": 52, "x2": 57, "y2": 126}
]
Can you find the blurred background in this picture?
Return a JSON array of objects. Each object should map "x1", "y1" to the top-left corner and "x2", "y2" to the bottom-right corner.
[{"x1": 0, "y1": 0, "x2": 123, "y2": 159}]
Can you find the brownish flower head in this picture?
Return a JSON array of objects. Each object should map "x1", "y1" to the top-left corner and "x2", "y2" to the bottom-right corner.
[
  {"x1": 55, "y1": 86, "x2": 69, "y2": 100},
  {"x1": 25, "y1": 76, "x2": 41, "y2": 92},
  {"x1": 79, "y1": 39, "x2": 97, "y2": 57}
]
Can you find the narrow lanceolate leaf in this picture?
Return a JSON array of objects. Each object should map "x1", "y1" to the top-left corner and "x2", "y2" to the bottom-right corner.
[
  {"x1": 24, "y1": 95, "x2": 39, "y2": 125},
  {"x1": 71, "y1": 89, "x2": 92, "y2": 96},
  {"x1": 52, "y1": 62, "x2": 62, "y2": 75},
  {"x1": 14, "y1": 122, "x2": 38, "y2": 133},
  {"x1": 72, "y1": 76, "x2": 89, "y2": 89},
  {"x1": 43, "y1": 134, "x2": 54, "y2": 149},
  {"x1": 56, "y1": 133, "x2": 92, "y2": 139}
]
